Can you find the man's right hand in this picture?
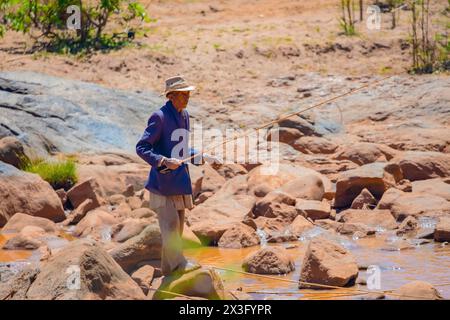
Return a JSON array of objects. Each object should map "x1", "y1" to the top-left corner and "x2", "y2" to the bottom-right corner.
[{"x1": 162, "y1": 157, "x2": 183, "y2": 170}]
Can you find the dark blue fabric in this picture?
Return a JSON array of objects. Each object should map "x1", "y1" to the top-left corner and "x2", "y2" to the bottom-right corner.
[{"x1": 136, "y1": 101, "x2": 197, "y2": 196}]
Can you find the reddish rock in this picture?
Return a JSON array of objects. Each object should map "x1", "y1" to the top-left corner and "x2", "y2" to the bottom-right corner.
[
  {"x1": 337, "y1": 223, "x2": 376, "y2": 237},
  {"x1": 295, "y1": 200, "x2": 331, "y2": 220},
  {"x1": 287, "y1": 215, "x2": 314, "y2": 237},
  {"x1": 411, "y1": 178, "x2": 450, "y2": 201},
  {"x1": 73, "y1": 209, "x2": 117, "y2": 238},
  {"x1": 214, "y1": 163, "x2": 248, "y2": 180},
  {"x1": 182, "y1": 224, "x2": 203, "y2": 248},
  {"x1": 434, "y1": 217, "x2": 450, "y2": 242},
  {"x1": 267, "y1": 127, "x2": 303, "y2": 145},
  {"x1": 242, "y1": 246, "x2": 295, "y2": 274},
  {"x1": 334, "y1": 142, "x2": 397, "y2": 165},
  {"x1": 389, "y1": 281, "x2": 443, "y2": 300},
  {"x1": 376, "y1": 188, "x2": 405, "y2": 210},
  {"x1": 109, "y1": 194, "x2": 126, "y2": 205},
  {"x1": 218, "y1": 223, "x2": 260, "y2": 249},
  {"x1": 391, "y1": 151, "x2": 450, "y2": 181},
  {"x1": 63, "y1": 199, "x2": 93, "y2": 225},
  {"x1": 292, "y1": 136, "x2": 338, "y2": 154},
  {"x1": 131, "y1": 265, "x2": 155, "y2": 295},
  {"x1": 337, "y1": 209, "x2": 397, "y2": 230},
  {"x1": 1, "y1": 212, "x2": 57, "y2": 233},
  {"x1": 67, "y1": 178, "x2": 102, "y2": 210},
  {"x1": 112, "y1": 218, "x2": 150, "y2": 243},
  {"x1": 252, "y1": 191, "x2": 296, "y2": 220},
  {"x1": 0, "y1": 162, "x2": 65, "y2": 226},
  {"x1": 396, "y1": 216, "x2": 419, "y2": 236},
  {"x1": 299, "y1": 237, "x2": 358, "y2": 288},
  {"x1": 126, "y1": 196, "x2": 142, "y2": 210},
  {"x1": 190, "y1": 220, "x2": 234, "y2": 245},
  {"x1": 0, "y1": 136, "x2": 29, "y2": 169},
  {"x1": 129, "y1": 208, "x2": 157, "y2": 219},
  {"x1": 335, "y1": 162, "x2": 402, "y2": 208},
  {"x1": 350, "y1": 188, "x2": 377, "y2": 209},
  {"x1": 389, "y1": 193, "x2": 450, "y2": 221}
]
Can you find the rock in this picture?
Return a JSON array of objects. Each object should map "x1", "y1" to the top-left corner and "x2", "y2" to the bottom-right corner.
[
  {"x1": 242, "y1": 246, "x2": 295, "y2": 274},
  {"x1": 122, "y1": 184, "x2": 135, "y2": 197},
  {"x1": 292, "y1": 136, "x2": 338, "y2": 154},
  {"x1": 24, "y1": 239, "x2": 146, "y2": 299},
  {"x1": 0, "y1": 267, "x2": 40, "y2": 300},
  {"x1": 188, "y1": 164, "x2": 226, "y2": 198},
  {"x1": 131, "y1": 265, "x2": 154, "y2": 295},
  {"x1": 63, "y1": 199, "x2": 93, "y2": 225},
  {"x1": 218, "y1": 223, "x2": 260, "y2": 249},
  {"x1": 126, "y1": 196, "x2": 142, "y2": 210},
  {"x1": 3, "y1": 233, "x2": 43, "y2": 250},
  {"x1": 129, "y1": 208, "x2": 157, "y2": 219},
  {"x1": 278, "y1": 114, "x2": 321, "y2": 137},
  {"x1": 314, "y1": 219, "x2": 342, "y2": 232},
  {"x1": 396, "y1": 216, "x2": 419, "y2": 236},
  {"x1": 0, "y1": 162, "x2": 65, "y2": 226},
  {"x1": 66, "y1": 178, "x2": 102, "y2": 210},
  {"x1": 295, "y1": 200, "x2": 331, "y2": 220},
  {"x1": 109, "y1": 224, "x2": 162, "y2": 273},
  {"x1": 391, "y1": 151, "x2": 450, "y2": 181},
  {"x1": 55, "y1": 189, "x2": 67, "y2": 206},
  {"x1": 335, "y1": 162, "x2": 402, "y2": 208},
  {"x1": 434, "y1": 217, "x2": 450, "y2": 242},
  {"x1": 182, "y1": 224, "x2": 203, "y2": 249},
  {"x1": 337, "y1": 209, "x2": 397, "y2": 230},
  {"x1": 389, "y1": 281, "x2": 442, "y2": 300},
  {"x1": 190, "y1": 220, "x2": 234, "y2": 245},
  {"x1": 287, "y1": 215, "x2": 315, "y2": 237},
  {"x1": 334, "y1": 142, "x2": 397, "y2": 165},
  {"x1": 251, "y1": 191, "x2": 297, "y2": 221},
  {"x1": 299, "y1": 237, "x2": 358, "y2": 288},
  {"x1": 337, "y1": 223, "x2": 376, "y2": 237},
  {"x1": 350, "y1": 188, "x2": 377, "y2": 209},
  {"x1": 214, "y1": 163, "x2": 248, "y2": 180},
  {"x1": 376, "y1": 188, "x2": 405, "y2": 210},
  {"x1": 0, "y1": 136, "x2": 29, "y2": 168},
  {"x1": 112, "y1": 218, "x2": 151, "y2": 243},
  {"x1": 1, "y1": 212, "x2": 57, "y2": 233},
  {"x1": 279, "y1": 176, "x2": 325, "y2": 200},
  {"x1": 389, "y1": 193, "x2": 450, "y2": 221},
  {"x1": 73, "y1": 209, "x2": 117, "y2": 238},
  {"x1": 267, "y1": 127, "x2": 303, "y2": 145},
  {"x1": 412, "y1": 178, "x2": 450, "y2": 201},
  {"x1": 109, "y1": 194, "x2": 126, "y2": 205},
  {"x1": 153, "y1": 268, "x2": 225, "y2": 300}
]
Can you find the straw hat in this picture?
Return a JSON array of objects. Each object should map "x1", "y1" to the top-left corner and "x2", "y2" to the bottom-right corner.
[{"x1": 162, "y1": 75, "x2": 196, "y2": 96}]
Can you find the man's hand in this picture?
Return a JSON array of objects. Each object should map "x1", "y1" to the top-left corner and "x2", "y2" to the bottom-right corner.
[{"x1": 162, "y1": 157, "x2": 183, "y2": 170}]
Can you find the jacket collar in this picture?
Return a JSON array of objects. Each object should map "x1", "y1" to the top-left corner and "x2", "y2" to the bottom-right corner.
[{"x1": 165, "y1": 100, "x2": 186, "y2": 128}]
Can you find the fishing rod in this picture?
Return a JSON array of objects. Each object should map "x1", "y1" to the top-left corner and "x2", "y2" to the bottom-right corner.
[{"x1": 158, "y1": 74, "x2": 394, "y2": 174}]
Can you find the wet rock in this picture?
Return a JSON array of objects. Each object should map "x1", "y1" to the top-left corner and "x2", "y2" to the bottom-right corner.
[
  {"x1": 391, "y1": 151, "x2": 450, "y2": 181},
  {"x1": 333, "y1": 142, "x2": 397, "y2": 165},
  {"x1": 131, "y1": 265, "x2": 154, "y2": 295},
  {"x1": 0, "y1": 136, "x2": 29, "y2": 169},
  {"x1": 295, "y1": 199, "x2": 331, "y2": 220},
  {"x1": 218, "y1": 223, "x2": 260, "y2": 249},
  {"x1": 24, "y1": 239, "x2": 146, "y2": 299},
  {"x1": 350, "y1": 188, "x2": 377, "y2": 209},
  {"x1": 299, "y1": 237, "x2": 358, "y2": 289},
  {"x1": 153, "y1": 268, "x2": 225, "y2": 300},
  {"x1": 389, "y1": 193, "x2": 450, "y2": 221},
  {"x1": 412, "y1": 178, "x2": 450, "y2": 201},
  {"x1": 242, "y1": 246, "x2": 295, "y2": 275},
  {"x1": 382, "y1": 239, "x2": 415, "y2": 251},
  {"x1": 73, "y1": 209, "x2": 117, "y2": 238},
  {"x1": 0, "y1": 162, "x2": 65, "y2": 226},
  {"x1": 292, "y1": 136, "x2": 338, "y2": 154},
  {"x1": 63, "y1": 199, "x2": 93, "y2": 225},
  {"x1": 337, "y1": 209, "x2": 397, "y2": 230},
  {"x1": 335, "y1": 162, "x2": 402, "y2": 208},
  {"x1": 1, "y1": 212, "x2": 57, "y2": 233},
  {"x1": 109, "y1": 224, "x2": 162, "y2": 273},
  {"x1": 388, "y1": 281, "x2": 442, "y2": 300},
  {"x1": 396, "y1": 216, "x2": 419, "y2": 236},
  {"x1": 434, "y1": 217, "x2": 450, "y2": 242},
  {"x1": 67, "y1": 178, "x2": 102, "y2": 210}
]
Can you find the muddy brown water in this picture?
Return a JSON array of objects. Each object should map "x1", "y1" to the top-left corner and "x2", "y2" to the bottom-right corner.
[{"x1": 1, "y1": 228, "x2": 449, "y2": 300}]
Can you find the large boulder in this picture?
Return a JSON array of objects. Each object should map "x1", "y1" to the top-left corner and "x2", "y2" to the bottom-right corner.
[
  {"x1": 111, "y1": 218, "x2": 154, "y2": 243},
  {"x1": 333, "y1": 142, "x2": 397, "y2": 165},
  {"x1": 388, "y1": 281, "x2": 443, "y2": 300},
  {"x1": 66, "y1": 178, "x2": 102, "y2": 210},
  {"x1": 389, "y1": 193, "x2": 450, "y2": 221},
  {"x1": 108, "y1": 224, "x2": 162, "y2": 273},
  {"x1": 411, "y1": 178, "x2": 450, "y2": 201},
  {"x1": 153, "y1": 268, "x2": 225, "y2": 300},
  {"x1": 299, "y1": 237, "x2": 358, "y2": 288},
  {"x1": 434, "y1": 217, "x2": 450, "y2": 242},
  {"x1": 337, "y1": 209, "x2": 397, "y2": 230},
  {"x1": 217, "y1": 223, "x2": 260, "y2": 249},
  {"x1": 242, "y1": 246, "x2": 295, "y2": 274},
  {"x1": 1, "y1": 239, "x2": 146, "y2": 299},
  {"x1": 334, "y1": 162, "x2": 402, "y2": 208},
  {"x1": 390, "y1": 151, "x2": 450, "y2": 181},
  {"x1": 1, "y1": 212, "x2": 57, "y2": 233},
  {"x1": 0, "y1": 162, "x2": 65, "y2": 226},
  {"x1": 73, "y1": 209, "x2": 118, "y2": 238},
  {"x1": 0, "y1": 136, "x2": 29, "y2": 168}
]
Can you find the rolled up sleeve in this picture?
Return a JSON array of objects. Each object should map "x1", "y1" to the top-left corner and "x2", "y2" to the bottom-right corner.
[{"x1": 136, "y1": 113, "x2": 164, "y2": 167}]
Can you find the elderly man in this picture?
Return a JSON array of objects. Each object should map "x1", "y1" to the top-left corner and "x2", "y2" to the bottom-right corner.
[{"x1": 136, "y1": 76, "x2": 216, "y2": 276}]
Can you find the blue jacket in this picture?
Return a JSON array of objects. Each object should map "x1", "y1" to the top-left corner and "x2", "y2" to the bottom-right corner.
[{"x1": 136, "y1": 101, "x2": 197, "y2": 196}]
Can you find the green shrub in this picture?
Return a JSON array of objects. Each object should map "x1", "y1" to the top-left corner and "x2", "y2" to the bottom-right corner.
[{"x1": 23, "y1": 158, "x2": 78, "y2": 190}]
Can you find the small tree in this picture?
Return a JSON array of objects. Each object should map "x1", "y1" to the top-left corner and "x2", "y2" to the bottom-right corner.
[
  {"x1": 340, "y1": 0, "x2": 357, "y2": 35},
  {"x1": 0, "y1": 0, "x2": 152, "y2": 53}
]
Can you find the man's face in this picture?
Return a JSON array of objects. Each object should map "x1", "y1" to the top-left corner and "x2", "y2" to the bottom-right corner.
[{"x1": 168, "y1": 91, "x2": 190, "y2": 110}]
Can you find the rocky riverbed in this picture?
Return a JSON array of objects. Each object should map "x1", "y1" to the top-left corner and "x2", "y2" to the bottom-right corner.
[{"x1": 0, "y1": 71, "x2": 449, "y2": 300}]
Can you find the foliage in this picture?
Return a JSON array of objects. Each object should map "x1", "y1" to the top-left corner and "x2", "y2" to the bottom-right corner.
[{"x1": 22, "y1": 157, "x2": 78, "y2": 190}]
